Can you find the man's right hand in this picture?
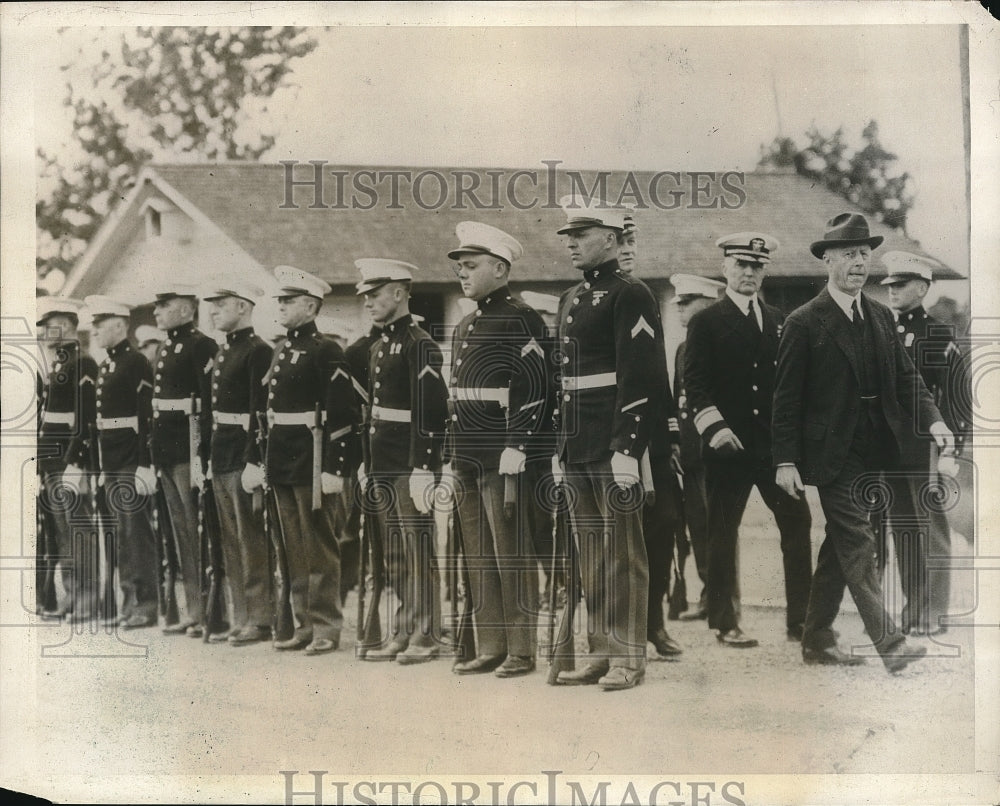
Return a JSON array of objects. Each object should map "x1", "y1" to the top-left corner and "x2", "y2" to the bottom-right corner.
[
  {"x1": 356, "y1": 462, "x2": 368, "y2": 491},
  {"x1": 776, "y1": 464, "x2": 805, "y2": 500},
  {"x1": 134, "y1": 465, "x2": 157, "y2": 496},
  {"x1": 241, "y1": 463, "x2": 265, "y2": 494},
  {"x1": 709, "y1": 427, "x2": 744, "y2": 455}
]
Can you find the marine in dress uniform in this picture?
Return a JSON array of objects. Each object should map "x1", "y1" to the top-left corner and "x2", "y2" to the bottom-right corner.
[
  {"x1": 879, "y1": 252, "x2": 961, "y2": 636},
  {"x1": 201, "y1": 280, "x2": 274, "y2": 645},
  {"x1": 257, "y1": 266, "x2": 360, "y2": 655},
  {"x1": 36, "y1": 298, "x2": 99, "y2": 622},
  {"x1": 551, "y1": 196, "x2": 667, "y2": 691},
  {"x1": 616, "y1": 217, "x2": 684, "y2": 658},
  {"x1": 355, "y1": 259, "x2": 448, "y2": 664},
  {"x1": 669, "y1": 274, "x2": 726, "y2": 621},
  {"x1": 445, "y1": 222, "x2": 551, "y2": 678},
  {"x1": 773, "y1": 213, "x2": 954, "y2": 672},
  {"x1": 84, "y1": 296, "x2": 160, "y2": 629},
  {"x1": 684, "y1": 233, "x2": 813, "y2": 646},
  {"x1": 148, "y1": 285, "x2": 219, "y2": 637}
]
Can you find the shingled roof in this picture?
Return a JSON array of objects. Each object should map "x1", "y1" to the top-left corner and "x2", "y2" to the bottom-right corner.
[{"x1": 136, "y1": 163, "x2": 962, "y2": 286}]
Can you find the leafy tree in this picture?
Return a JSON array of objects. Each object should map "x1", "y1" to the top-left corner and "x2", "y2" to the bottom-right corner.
[
  {"x1": 36, "y1": 27, "x2": 317, "y2": 287},
  {"x1": 758, "y1": 120, "x2": 914, "y2": 232}
]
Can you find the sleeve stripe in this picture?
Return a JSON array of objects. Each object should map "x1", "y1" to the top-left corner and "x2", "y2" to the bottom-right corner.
[
  {"x1": 693, "y1": 406, "x2": 724, "y2": 435},
  {"x1": 352, "y1": 377, "x2": 369, "y2": 403},
  {"x1": 621, "y1": 397, "x2": 648, "y2": 413},
  {"x1": 518, "y1": 398, "x2": 543, "y2": 413},
  {"x1": 329, "y1": 425, "x2": 352, "y2": 441}
]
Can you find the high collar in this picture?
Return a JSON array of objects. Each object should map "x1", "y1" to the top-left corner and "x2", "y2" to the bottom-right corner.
[
  {"x1": 894, "y1": 305, "x2": 926, "y2": 323},
  {"x1": 167, "y1": 321, "x2": 196, "y2": 339},
  {"x1": 107, "y1": 338, "x2": 132, "y2": 358},
  {"x1": 826, "y1": 282, "x2": 863, "y2": 321},
  {"x1": 583, "y1": 258, "x2": 621, "y2": 283},
  {"x1": 384, "y1": 314, "x2": 413, "y2": 335},
  {"x1": 477, "y1": 286, "x2": 513, "y2": 310},
  {"x1": 286, "y1": 320, "x2": 318, "y2": 340},
  {"x1": 725, "y1": 287, "x2": 759, "y2": 315},
  {"x1": 225, "y1": 326, "x2": 255, "y2": 345}
]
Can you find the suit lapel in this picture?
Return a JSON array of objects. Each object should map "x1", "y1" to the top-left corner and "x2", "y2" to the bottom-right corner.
[{"x1": 816, "y1": 289, "x2": 862, "y2": 383}]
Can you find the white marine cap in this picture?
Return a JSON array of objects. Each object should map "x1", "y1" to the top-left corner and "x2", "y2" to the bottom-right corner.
[
  {"x1": 669, "y1": 273, "x2": 726, "y2": 303},
  {"x1": 715, "y1": 232, "x2": 779, "y2": 264},
  {"x1": 879, "y1": 251, "x2": 939, "y2": 285},
  {"x1": 556, "y1": 194, "x2": 627, "y2": 234},
  {"x1": 83, "y1": 295, "x2": 132, "y2": 322},
  {"x1": 273, "y1": 265, "x2": 332, "y2": 299},
  {"x1": 201, "y1": 278, "x2": 265, "y2": 304},
  {"x1": 151, "y1": 282, "x2": 199, "y2": 302},
  {"x1": 354, "y1": 258, "x2": 418, "y2": 295},
  {"x1": 134, "y1": 325, "x2": 166, "y2": 346},
  {"x1": 447, "y1": 221, "x2": 524, "y2": 265},
  {"x1": 520, "y1": 291, "x2": 561, "y2": 315},
  {"x1": 36, "y1": 296, "x2": 84, "y2": 326}
]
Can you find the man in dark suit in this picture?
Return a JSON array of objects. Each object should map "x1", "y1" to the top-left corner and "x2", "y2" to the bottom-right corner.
[
  {"x1": 685, "y1": 233, "x2": 813, "y2": 647},
  {"x1": 773, "y1": 213, "x2": 955, "y2": 673},
  {"x1": 879, "y1": 251, "x2": 962, "y2": 636}
]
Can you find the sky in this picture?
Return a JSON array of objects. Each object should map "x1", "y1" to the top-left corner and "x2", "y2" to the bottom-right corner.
[{"x1": 32, "y1": 22, "x2": 969, "y2": 271}]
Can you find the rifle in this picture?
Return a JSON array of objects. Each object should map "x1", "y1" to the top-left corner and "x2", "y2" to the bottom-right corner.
[
  {"x1": 449, "y1": 491, "x2": 477, "y2": 663},
  {"x1": 355, "y1": 471, "x2": 384, "y2": 657},
  {"x1": 190, "y1": 393, "x2": 226, "y2": 641},
  {"x1": 256, "y1": 411, "x2": 294, "y2": 642},
  {"x1": 666, "y1": 472, "x2": 690, "y2": 620},
  {"x1": 311, "y1": 402, "x2": 323, "y2": 511},
  {"x1": 88, "y1": 423, "x2": 117, "y2": 626},
  {"x1": 546, "y1": 476, "x2": 578, "y2": 684},
  {"x1": 151, "y1": 482, "x2": 180, "y2": 626},
  {"x1": 36, "y1": 484, "x2": 59, "y2": 616}
]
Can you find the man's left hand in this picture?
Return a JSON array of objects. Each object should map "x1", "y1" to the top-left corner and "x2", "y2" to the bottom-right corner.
[
  {"x1": 409, "y1": 468, "x2": 435, "y2": 514},
  {"x1": 610, "y1": 451, "x2": 640, "y2": 490},
  {"x1": 321, "y1": 472, "x2": 344, "y2": 496},
  {"x1": 929, "y1": 421, "x2": 955, "y2": 456},
  {"x1": 499, "y1": 448, "x2": 527, "y2": 475}
]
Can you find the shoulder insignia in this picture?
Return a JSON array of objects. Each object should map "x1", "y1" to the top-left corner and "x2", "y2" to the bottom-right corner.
[
  {"x1": 203, "y1": 358, "x2": 213, "y2": 374},
  {"x1": 79, "y1": 374, "x2": 95, "y2": 387},
  {"x1": 418, "y1": 365, "x2": 440, "y2": 380},
  {"x1": 631, "y1": 315, "x2": 655, "y2": 340},
  {"x1": 175, "y1": 343, "x2": 183, "y2": 354},
  {"x1": 904, "y1": 332, "x2": 915, "y2": 348},
  {"x1": 592, "y1": 291, "x2": 608, "y2": 306},
  {"x1": 521, "y1": 338, "x2": 544, "y2": 359},
  {"x1": 137, "y1": 379, "x2": 152, "y2": 393}
]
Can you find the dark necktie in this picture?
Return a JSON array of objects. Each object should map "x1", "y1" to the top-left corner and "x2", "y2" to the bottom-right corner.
[
  {"x1": 747, "y1": 299, "x2": 761, "y2": 335},
  {"x1": 851, "y1": 298, "x2": 864, "y2": 331}
]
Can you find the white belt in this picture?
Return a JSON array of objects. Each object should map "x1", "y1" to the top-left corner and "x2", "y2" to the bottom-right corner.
[
  {"x1": 451, "y1": 387, "x2": 509, "y2": 407},
  {"x1": 561, "y1": 372, "x2": 617, "y2": 391},
  {"x1": 214, "y1": 411, "x2": 250, "y2": 429},
  {"x1": 153, "y1": 397, "x2": 198, "y2": 413},
  {"x1": 267, "y1": 410, "x2": 325, "y2": 427},
  {"x1": 370, "y1": 405, "x2": 411, "y2": 423},
  {"x1": 42, "y1": 411, "x2": 75, "y2": 427},
  {"x1": 97, "y1": 416, "x2": 138, "y2": 432}
]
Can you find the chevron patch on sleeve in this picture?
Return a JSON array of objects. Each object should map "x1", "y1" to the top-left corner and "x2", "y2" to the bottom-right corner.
[{"x1": 631, "y1": 316, "x2": 655, "y2": 339}]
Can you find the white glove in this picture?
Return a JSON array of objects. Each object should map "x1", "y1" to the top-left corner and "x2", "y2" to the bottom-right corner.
[
  {"x1": 929, "y1": 421, "x2": 955, "y2": 456},
  {"x1": 357, "y1": 462, "x2": 368, "y2": 491},
  {"x1": 241, "y1": 463, "x2": 265, "y2": 493},
  {"x1": 436, "y1": 463, "x2": 455, "y2": 507},
  {"x1": 499, "y1": 447, "x2": 527, "y2": 475},
  {"x1": 610, "y1": 451, "x2": 639, "y2": 490},
  {"x1": 98, "y1": 472, "x2": 106, "y2": 488},
  {"x1": 551, "y1": 454, "x2": 565, "y2": 486},
  {"x1": 190, "y1": 460, "x2": 204, "y2": 491},
  {"x1": 205, "y1": 461, "x2": 213, "y2": 481},
  {"x1": 709, "y1": 427, "x2": 744, "y2": 455},
  {"x1": 62, "y1": 464, "x2": 87, "y2": 494},
  {"x1": 409, "y1": 468, "x2": 435, "y2": 515},
  {"x1": 937, "y1": 454, "x2": 960, "y2": 479},
  {"x1": 321, "y1": 472, "x2": 344, "y2": 496},
  {"x1": 134, "y1": 465, "x2": 157, "y2": 496}
]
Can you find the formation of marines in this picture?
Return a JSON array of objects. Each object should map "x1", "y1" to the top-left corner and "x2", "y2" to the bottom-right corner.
[{"x1": 35, "y1": 199, "x2": 966, "y2": 688}]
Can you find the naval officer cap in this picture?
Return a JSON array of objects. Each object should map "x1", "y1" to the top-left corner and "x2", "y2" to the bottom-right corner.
[
  {"x1": 151, "y1": 282, "x2": 199, "y2": 303},
  {"x1": 879, "y1": 251, "x2": 939, "y2": 285},
  {"x1": 201, "y1": 278, "x2": 265, "y2": 304},
  {"x1": 447, "y1": 221, "x2": 523, "y2": 265},
  {"x1": 716, "y1": 232, "x2": 779, "y2": 264},
  {"x1": 135, "y1": 324, "x2": 166, "y2": 347},
  {"x1": 354, "y1": 258, "x2": 418, "y2": 295},
  {"x1": 36, "y1": 296, "x2": 84, "y2": 326},
  {"x1": 556, "y1": 194, "x2": 627, "y2": 235},
  {"x1": 83, "y1": 295, "x2": 132, "y2": 323},
  {"x1": 273, "y1": 265, "x2": 332, "y2": 300},
  {"x1": 669, "y1": 273, "x2": 726, "y2": 303}
]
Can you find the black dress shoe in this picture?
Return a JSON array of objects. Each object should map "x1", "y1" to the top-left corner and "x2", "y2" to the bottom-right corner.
[
  {"x1": 883, "y1": 641, "x2": 927, "y2": 674},
  {"x1": 453, "y1": 654, "x2": 507, "y2": 675},
  {"x1": 717, "y1": 627, "x2": 758, "y2": 648},
  {"x1": 786, "y1": 624, "x2": 804, "y2": 642},
  {"x1": 495, "y1": 656, "x2": 535, "y2": 678},
  {"x1": 648, "y1": 627, "x2": 683, "y2": 658},
  {"x1": 163, "y1": 620, "x2": 196, "y2": 635},
  {"x1": 803, "y1": 646, "x2": 865, "y2": 666},
  {"x1": 397, "y1": 643, "x2": 439, "y2": 665},
  {"x1": 121, "y1": 613, "x2": 156, "y2": 630},
  {"x1": 679, "y1": 607, "x2": 707, "y2": 621},
  {"x1": 229, "y1": 625, "x2": 270, "y2": 646},
  {"x1": 274, "y1": 634, "x2": 312, "y2": 651},
  {"x1": 362, "y1": 639, "x2": 408, "y2": 662},
  {"x1": 304, "y1": 637, "x2": 338, "y2": 656},
  {"x1": 555, "y1": 662, "x2": 609, "y2": 686}
]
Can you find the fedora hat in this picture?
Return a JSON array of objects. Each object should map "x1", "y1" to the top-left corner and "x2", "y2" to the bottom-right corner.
[{"x1": 809, "y1": 213, "x2": 883, "y2": 259}]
